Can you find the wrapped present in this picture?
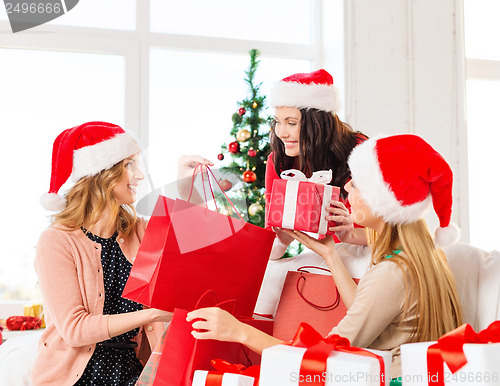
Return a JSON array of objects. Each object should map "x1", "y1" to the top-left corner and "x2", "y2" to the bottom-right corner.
[
  {"x1": 266, "y1": 169, "x2": 340, "y2": 235},
  {"x1": 6, "y1": 316, "x2": 42, "y2": 331},
  {"x1": 401, "y1": 321, "x2": 500, "y2": 386},
  {"x1": 260, "y1": 323, "x2": 391, "y2": 386},
  {"x1": 192, "y1": 359, "x2": 259, "y2": 386},
  {"x1": 24, "y1": 303, "x2": 45, "y2": 328}
]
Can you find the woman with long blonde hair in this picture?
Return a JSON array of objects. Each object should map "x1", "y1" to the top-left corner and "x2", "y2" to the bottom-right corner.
[
  {"x1": 186, "y1": 134, "x2": 463, "y2": 384},
  {"x1": 33, "y1": 122, "x2": 173, "y2": 385}
]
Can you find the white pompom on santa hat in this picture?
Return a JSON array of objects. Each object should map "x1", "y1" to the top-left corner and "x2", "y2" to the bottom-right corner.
[
  {"x1": 348, "y1": 134, "x2": 460, "y2": 247},
  {"x1": 268, "y1": 69, "x2": 342, "y2": 114},
  {"x1": 40, "y1": 121, "x2": 141, "y2": 212}
]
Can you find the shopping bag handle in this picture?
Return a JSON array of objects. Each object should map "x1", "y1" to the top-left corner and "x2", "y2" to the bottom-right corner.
[
  {"x1": 194, "y1": 289, "x2": 237, "y2": 315},
  {"x1": 297, "y1": 266, "x2": 331, "y2": 274},
  {"x1": 187, "y1": 163, "x2": 215, "y2": 210},
  {"x1": 187, "y1": 164, "x2": 245, "y2": 222},
  {"x1": 295, "y1": 267, "x2": 341, "y2": 311}
]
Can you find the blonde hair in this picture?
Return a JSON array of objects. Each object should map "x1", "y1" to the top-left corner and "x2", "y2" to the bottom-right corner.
[
  {"x1": 52, "y1": 159, "x2": 137, "y2": 237},
  {"x1": 369, "y1": 219, "x2": 462, "y2": 342}
]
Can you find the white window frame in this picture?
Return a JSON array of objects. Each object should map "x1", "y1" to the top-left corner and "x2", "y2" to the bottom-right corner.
[
  {"x1": 0, "y1": 0, "x2": 336, "y2": 149},
  {"x1": 0, "y1": 0, "x2": 343, "y2": 302}
]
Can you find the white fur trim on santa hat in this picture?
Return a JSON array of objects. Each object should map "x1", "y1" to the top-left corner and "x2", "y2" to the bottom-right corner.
[
  {"x1": 268, "y1": 81, "x2": 342, "y2": 114},
  {"x1": 72, "y1": 132, "x2": 141, "y2": 182},
  {"x1": 348, "y1": 137, "x2": 432, "y2": 224},
  {"x1": 434, "y1": 223, "x2": 460, "y2": 248},
  {"x1": 40, "y1": 192, "x2": 67, "y2": 212}
]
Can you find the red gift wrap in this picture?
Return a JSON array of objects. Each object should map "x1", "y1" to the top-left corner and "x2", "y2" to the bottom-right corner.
[{"x1": 266, "y1": 169, "x2": 340, "y2": 235}]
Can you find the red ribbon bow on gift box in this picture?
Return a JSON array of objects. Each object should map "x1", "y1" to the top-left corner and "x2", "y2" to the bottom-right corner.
[
  {"x1": 205, "y1": 359, "x2": 260, "y2": 386},
  {"x1": 280, "y1": 169, "x2": 333, "y2": 184},
  {"x1": 426, "y1": 321, "x2": 500, "y2": 386},
  {"x1": 288, "y1": 323, "x2": 386, "y2": 386}
]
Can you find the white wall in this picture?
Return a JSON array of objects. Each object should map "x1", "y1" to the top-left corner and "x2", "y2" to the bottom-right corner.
[{"x1": 342, "y1": 0, "x2": 469, "y2": 240}]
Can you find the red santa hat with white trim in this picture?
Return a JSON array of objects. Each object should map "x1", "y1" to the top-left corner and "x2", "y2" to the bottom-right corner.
[
  {"x1": 348, "y1": 134, "x2": 460, "y2": 247},
  {"x1": 40, "y1": 121, "x2": 142, "y2": 212},
  {"x1": 268, "y1": 69, "x2": 341, "y2": 114}
]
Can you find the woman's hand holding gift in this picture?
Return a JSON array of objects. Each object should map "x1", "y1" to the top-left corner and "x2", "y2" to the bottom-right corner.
[
  {"x1": 283, "y1": 229, "x2": 338, "y2": 265},
  {"x1": 326, "y1": 200, "x2": 368, "y2": 246}
]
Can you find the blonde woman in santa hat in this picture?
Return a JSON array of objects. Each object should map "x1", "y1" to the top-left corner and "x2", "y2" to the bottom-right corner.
[
  {"x1": 33, "y1": 122, "x2": 172, "y2": 385},
  {"x1": 187, "y1": 134, "x2": 463, "y2": 383},
  {"x1": 265, "y1": 69, "x2": 369, "y2": 259}
]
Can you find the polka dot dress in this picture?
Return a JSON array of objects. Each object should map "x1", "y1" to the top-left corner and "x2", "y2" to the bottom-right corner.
[{"x1": 75, "y1": 229, "x2": 143, "y2": 386}]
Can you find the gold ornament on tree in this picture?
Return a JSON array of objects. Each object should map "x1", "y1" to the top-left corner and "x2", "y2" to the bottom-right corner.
[
  {"x1": 248, "y1": 203, "x2": 263, "y2": 217},
  {"x1": 236, "y1": 129, "x2": 251, "y2": 142}
]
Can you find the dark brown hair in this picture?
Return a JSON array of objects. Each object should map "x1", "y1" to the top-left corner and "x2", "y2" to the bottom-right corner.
[{"x1": 270, "y1": 108, "x2": 366, "y2": 198}]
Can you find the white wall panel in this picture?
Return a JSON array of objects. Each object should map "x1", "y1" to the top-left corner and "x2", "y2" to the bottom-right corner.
[{"x1": 345, "y1": 0, "x2": 469, "y2": 239}]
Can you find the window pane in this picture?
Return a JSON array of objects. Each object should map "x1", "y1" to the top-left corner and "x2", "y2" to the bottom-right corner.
[
  {"x1": 148, "y1": 49, "x2": 311, "y2": 191},
  {"x1": 0, "y1": 0, "x2": 136, "y2": 30},
  {"x1": 464, "y1": 0, "x2": 500, "y2": 60},
  {"x1": 150, "y1": 0, "x2": 311, "y2": 44},
  {"x1": 466, "y1": 79, "x2": 500, "y2": 251},
  {"x1": 0, "y1": 48, "x2": 125, "y2": 300}
]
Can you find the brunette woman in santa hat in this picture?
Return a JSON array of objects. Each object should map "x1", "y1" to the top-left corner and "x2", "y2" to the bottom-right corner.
[
  {"x1": 33, "y1": 122, "x2": 172, "y2": 385},
  {"x1": 187, "y1": 134, "x2": 463, "y2": 383},
  {"x1": 265, "y1": 69, "x2": 368, "y2": 259}
]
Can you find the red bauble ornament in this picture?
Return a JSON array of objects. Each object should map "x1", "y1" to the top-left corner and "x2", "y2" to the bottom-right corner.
[
  {"x1": 238, "y1": 107, "x2": 246, "y2": 116},
  {"x1": 242, "y1": 170, "x2": 257, "y2": 183},
  {"x1": 219, "y1": 179, "x2": 232, "y2": 191},
  {"x1": 217, "y1": 153, "x2": 224, "y2": 161},
  {"x1": 228, "y1": 141, "x2": 240, "y2": 154},
  {"x1": 6, "y1": 316, "x2": 42, "y2": 331},
  {"x1": 248, "y1": 149, "x2": 257, "y2": 157}
]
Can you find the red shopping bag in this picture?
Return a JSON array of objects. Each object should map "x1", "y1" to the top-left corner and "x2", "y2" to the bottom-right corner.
[
  {"x1": 273, "y1": 266, "x2": 360, "y2": 341},
  {"x1": 138, "y1": 292, "x2": 273, "y2": 386},
  {"x1": 123, "y1": 166, "x2": 275, "y2": 317}
]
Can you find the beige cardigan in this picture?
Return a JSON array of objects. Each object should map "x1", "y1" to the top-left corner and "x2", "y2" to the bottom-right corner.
[
  {"x1": 31, "y1": 219, "x2": 164, "y2": 386},
  {"x1": 330, "y1": 259, "x2": 417, "y2": 378}
]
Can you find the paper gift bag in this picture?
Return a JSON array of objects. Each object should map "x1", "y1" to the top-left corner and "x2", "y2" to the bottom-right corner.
[
  {"x1": 147, "y1": 306, "x2": 273, "y2": 385},
  {"x1": 266, "y1": 169, "x2": 340, "y2": 235},
  {"x1": 260, "y1": 323, "x2": 391, "y2": 386},
  {"x1": 401, "y1": 321, "x2": 500, "y2": 386},
  {"x1": 273, "y1": 266, "x2": 359, "y2": 341},
  {"x1": 123, "y1": 166, "x2": 275, "y2": 317}
]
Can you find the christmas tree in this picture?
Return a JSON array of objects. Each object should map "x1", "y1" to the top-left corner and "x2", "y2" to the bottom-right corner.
[
  {"x1": 216, "y1": 49, "x2": 271, "y2": 228},
  {"x1": 216, "y1": 49, "x2": 304, "y2": 258}
]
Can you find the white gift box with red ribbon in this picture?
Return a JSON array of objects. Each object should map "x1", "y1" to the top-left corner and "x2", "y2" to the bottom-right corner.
[
  {"x1": 400, "y1": 341, "x2": 500, "y2": 386},
  {"x1": 259, "y1": 344, "x2": 391, "y2": 386}
]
